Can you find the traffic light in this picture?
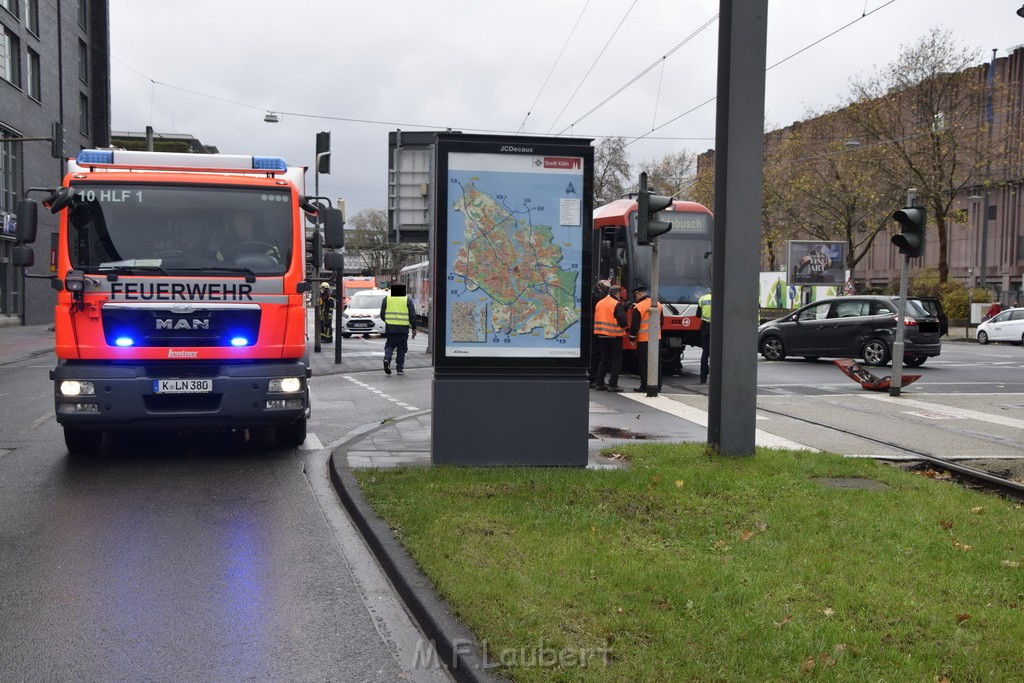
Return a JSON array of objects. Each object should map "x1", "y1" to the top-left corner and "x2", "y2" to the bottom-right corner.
[
  {"x1": 315, "y1": 131, "x2": 331, "y2": 174},
  {"x1": 636, "y1": 171, "x2": 673, "y2": 246},
  {"x1": 51, "y1": 121, "x2": 64, "y2": 159},
  {"x1": 891, "y1": 206, "x2": 926, "y2": 258},
  {"x1": 306, "y1": 228, "x2": 323, "y2": 271}
]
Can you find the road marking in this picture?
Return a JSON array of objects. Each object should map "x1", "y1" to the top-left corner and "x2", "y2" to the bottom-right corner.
[
  {"x1": 906, "y1": 410, "x2": 958, "y2": 420},
  {"x1": 31, "y1": 411, "x2": 54, "y2": 430},
  {"x1": 623, "y1": 393, "x2": 819, "y2": 452},
  {"x1": 861, "y1": 394, "x2": 1024, "y2": 430},
  {"x1": 343, "y1": 375, "x2": 420, "y2": 411}
]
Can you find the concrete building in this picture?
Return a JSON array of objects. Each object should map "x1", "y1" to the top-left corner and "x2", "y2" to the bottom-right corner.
[{"x1": 0, "y1": 0, "x2": 110, "y2": 326}]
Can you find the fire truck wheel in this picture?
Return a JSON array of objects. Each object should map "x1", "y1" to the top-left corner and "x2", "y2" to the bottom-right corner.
[
  {"x1": 342, "y1": 333, "x2": 352, "y2": 338},
  {"x1": 64, "y1": 427, "x2": 103, "y2": 455},
  {"x1": 275, "y1": 418, "x2": 307, "y2": 447}
]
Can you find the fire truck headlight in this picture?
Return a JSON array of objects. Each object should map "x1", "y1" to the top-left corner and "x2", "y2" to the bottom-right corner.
[
  {"x1": 115, "y1": 337, "x2": 134, "y2": 347},
  {"x1": 269, "y1": 377, "x2": 303, "y2": 393},
  {"x1": 230, "y1": 336, "x2": 250, "y2": 347},
  {"x1": 60, "y1": 380, "x2": 95, "y2": 397}
]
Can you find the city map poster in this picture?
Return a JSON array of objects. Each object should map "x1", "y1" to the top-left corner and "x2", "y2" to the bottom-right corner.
[{"x1": 434, "y1": 136, "x2": 592, "y2": 368}]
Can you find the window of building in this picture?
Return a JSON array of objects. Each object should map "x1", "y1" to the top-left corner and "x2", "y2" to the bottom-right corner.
[
  {"x1": 25, "y1": 0, "x2": 39, "y2": 36},
  {"x1": 1, "y1": 28, "x2": 20, "y2": 87},
  {"x1": 78, "y1": 0, "x2": 88, "y2": 31},
  {"x1": 79, "y1": 93, "x2": 89, "y2": 135},
  {"x1": 26, "y1": 46, "x2": 38, "y2": 100},
  {"x1": 0, "y1": 0, "x2": 17, "y2": 19},
  {"x1": 78, "y1": 39, "x2": 88, "y2": 83},
  {"x1": 1, "y1": 125, "x2": 19, "y2": 214},
  {"x1": 0, "y1": 126, "x2": 22, "y2": 317}
]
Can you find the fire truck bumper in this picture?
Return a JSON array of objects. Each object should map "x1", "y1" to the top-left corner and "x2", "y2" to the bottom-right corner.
[{"x1": 51, "y1": 360, "x2": 310, "y2": 431}]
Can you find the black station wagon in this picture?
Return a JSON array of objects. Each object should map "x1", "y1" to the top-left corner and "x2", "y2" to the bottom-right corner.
[{"x1": 757, "y1": 295, "x2": 942, "y2": 367}]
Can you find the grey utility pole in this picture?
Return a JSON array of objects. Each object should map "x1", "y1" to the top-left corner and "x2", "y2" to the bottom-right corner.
[{"x1": 708, "y1": 0, "x2": 769, "y2": 456}]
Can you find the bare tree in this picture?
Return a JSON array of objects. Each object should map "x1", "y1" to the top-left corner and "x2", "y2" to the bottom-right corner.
[
  {"x1": 766, "y1": 113, "x2": 904, "y2": 279},
  {"x1": 844, "y1": 28, "x2": 1005, "y2": 282},
  {"x1": 344, "y1": 208, "x2": 410, "y2": 280},
  {"x1": 593, "y1": 136, "x2": 633, "y2": 205},
  {"x1": 642, "y1": 149, "x2": 697, "y2": 199}
]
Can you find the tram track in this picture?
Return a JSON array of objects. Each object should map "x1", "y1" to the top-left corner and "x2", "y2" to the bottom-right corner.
[{"x1": 754, "y1": 403, "x2": 1024, "y2": 502}]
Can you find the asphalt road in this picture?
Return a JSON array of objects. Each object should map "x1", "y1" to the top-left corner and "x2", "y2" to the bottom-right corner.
[
  {"x1": 0, "y1": 345, "x2": 448, "y2": 682},
  {"x1": 2, "y1": 332, "x2": 1021, "y2": 679}
]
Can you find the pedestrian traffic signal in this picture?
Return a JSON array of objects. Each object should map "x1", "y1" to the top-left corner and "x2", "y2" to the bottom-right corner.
[
  {"x1": 636, "y1": 171, "x2": 673, "y2": 246},
  {"x1": 306, "y1": 229, "x2": 323, "y2": 269},
  {"x1": 891, "y1": 206, "x2": 926, "y2": 258}
]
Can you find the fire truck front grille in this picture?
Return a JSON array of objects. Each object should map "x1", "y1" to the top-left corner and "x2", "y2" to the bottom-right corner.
[{"x1": 102, "y1": 308, "x2": 262, "y2": 347}]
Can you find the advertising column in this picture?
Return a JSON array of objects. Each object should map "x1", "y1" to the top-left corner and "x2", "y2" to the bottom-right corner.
[{"x1": 431, "y1": 133, "x2": 593, "y2": 466}]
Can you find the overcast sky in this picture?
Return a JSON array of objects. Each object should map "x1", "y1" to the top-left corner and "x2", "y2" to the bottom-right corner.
[{"x1": 108, "y1": 1, "x2": 1024, "y2": 216}]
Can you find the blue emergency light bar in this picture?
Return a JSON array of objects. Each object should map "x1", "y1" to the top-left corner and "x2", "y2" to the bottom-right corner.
[
  {"x1": 77, "y1": 149, "x2": 115, "y2": 165},
  {"x1": 75, "y1": 150, "x2": 288, "y2": 172}
]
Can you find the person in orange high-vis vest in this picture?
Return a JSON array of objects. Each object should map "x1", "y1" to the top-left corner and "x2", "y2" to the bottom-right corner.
[
  {"x1": 593, "y1": 284, "x2": 628, "y2": 391},
  {"x1": 628, "y1": 286, "x2": 663, "y2": 392}
]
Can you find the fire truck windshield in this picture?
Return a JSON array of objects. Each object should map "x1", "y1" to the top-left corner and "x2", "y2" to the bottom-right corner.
[
  {"x1": 633, "y1": 213, "x2": 712, "y2": 305},
  {"x1": 65, "y1": 184, "x2": 294, "y2": 275}
]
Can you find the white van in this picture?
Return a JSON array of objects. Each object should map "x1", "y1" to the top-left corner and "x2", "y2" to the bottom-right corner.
[{"x1": 340, "y1": 289, "x2": 389, "y2": 338}]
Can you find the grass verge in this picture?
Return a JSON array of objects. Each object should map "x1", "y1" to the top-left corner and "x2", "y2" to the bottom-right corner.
[{"x1": 354, "y1": 444, "x2": 1024, "y2": 682}]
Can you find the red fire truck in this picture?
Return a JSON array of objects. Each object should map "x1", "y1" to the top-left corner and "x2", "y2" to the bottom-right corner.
[
  {"x1": 13, "y1": 149, "x2": 342, "y2": 454},
  {"x1": 592, "y1": 198, "x2": 713, "y2": 368}
]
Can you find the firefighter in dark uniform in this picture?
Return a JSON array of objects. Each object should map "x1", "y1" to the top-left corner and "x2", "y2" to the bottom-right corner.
[{"x1": 319, "y1": 282, "x2": 335, "y2": 343}]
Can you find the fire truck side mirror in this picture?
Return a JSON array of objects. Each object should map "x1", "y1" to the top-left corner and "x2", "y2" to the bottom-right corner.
[
  {"x1": 324, "y1": 250, "x2": 345, "y2": 271},
  {"x1": 42, "y1": 187, "x2": 75, "y2": 214},
  {"x1": 322, "y1": 208, "x2": 345, "y2": 249},
  {"x1": 16, "y1": 198, "x2": 38, "y2": 244},
  {"x1": 12, "y1": 199, "x2": 38, "y2": 268}
]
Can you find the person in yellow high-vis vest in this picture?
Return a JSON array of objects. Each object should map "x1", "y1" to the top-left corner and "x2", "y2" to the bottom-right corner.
[
  {"x1": 698, "y1": 291, "x2": 712, "y2": 384},
  {"x1": 628, "y1": 286, "x2": 663, "y2": 392},
  {"x1": 379, "y1": 284, "x2": 418, "y2": 375}
]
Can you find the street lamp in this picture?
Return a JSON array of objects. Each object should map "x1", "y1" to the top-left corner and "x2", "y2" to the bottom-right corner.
[
  {"x1": 1017, "y1": 4, "x2": 1024, "y2": 18},
  {"x1": 967, "y1": 193, "x2": 982, "y2": 335}
]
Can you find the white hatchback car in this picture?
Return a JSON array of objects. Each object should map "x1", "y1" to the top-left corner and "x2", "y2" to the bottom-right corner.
[
  {"x1": 976, "y1": 307, "x2": 1024, "y2": 345},
  {"x1": 340, "y1": 289, "x2": 389, "y2": 338}
]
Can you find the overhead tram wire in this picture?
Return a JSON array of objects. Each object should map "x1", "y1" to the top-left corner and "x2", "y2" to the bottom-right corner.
[
  {"x1": 556, "y1": 14, "x2": 718, "y2": 137},
  {"x1": 652, "y1": 57, "x2": 667, "y2": 132},
  {"x1": 545, "y1": 0, "x2": 640, "y2": 135},
  {"x1": 623, "y1": 0, "x2": 900, "y2": 147},
  {"x1": 516, "y1": 0, "x2": 593, "y2": 135},
  {"x1": 110, "y1": 1, "x2": 897, "y2": 145}
]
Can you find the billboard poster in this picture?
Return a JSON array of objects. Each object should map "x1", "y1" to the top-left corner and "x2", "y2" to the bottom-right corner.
[
  {"x1": 434, "y1": 134, "x2": 593, "y2": 370},
  {"x1": 787, "y1": 240, "x2": 846, "y2": 285}
]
